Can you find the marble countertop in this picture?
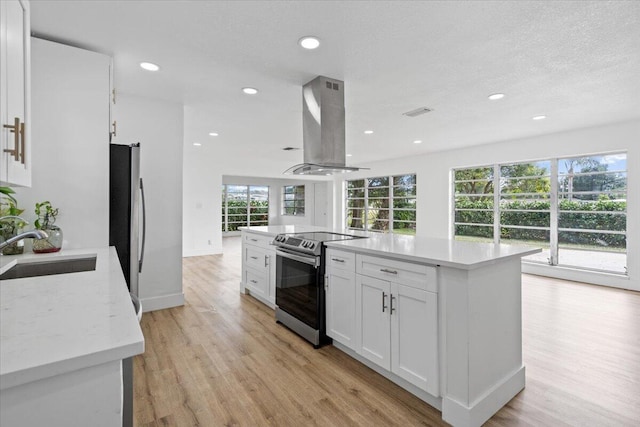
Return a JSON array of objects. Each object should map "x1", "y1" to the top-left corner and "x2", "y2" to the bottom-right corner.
[
  {"x1": 0, "y1": 247, "x2": 145, "y2": 390},
  {"x1": 325, "y1": 233, "x2": 541, "y2": 270}
]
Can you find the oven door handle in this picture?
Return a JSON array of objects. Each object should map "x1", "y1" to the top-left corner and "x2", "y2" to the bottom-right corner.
[{"x1": 275, "y1": 248, "x2": 319, "y2": 268}]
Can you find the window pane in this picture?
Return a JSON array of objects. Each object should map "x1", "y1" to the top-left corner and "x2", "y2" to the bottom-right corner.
[
  {"x1": 369, "y1": 219, "x2": 389, "y2": 232},
  {"x1": 454, "y1": 167, "x2": 493, "y2": 182},
  {"x1": 454, "y1": 224, "x2": 493, "y2": 241},
  {"x1": 559, "y1": 212, "x2": 626, "y2": 231},
  {"x1": 368, "y1": 187, "x2": 389, "y2": 198},
  {"x1": 393, "y1": 185, "x2": 416, "y2": 197},
  {"x1": 455, "y1": 210, "x2": 493, "y2": 225},
  {"x1": 368, "y1": 176, "x2": 389, "y2": 187},
  {"x1": 393, "y1": 175, "x2": 416, "y2": 186},
  {"x1": 368, "y1": 199, "x2": 389, "y2": 209},
  {"x1": 347, "y1": 180, "x2": 364, "y2": 189},
  {"x1": 394, "y1": 198, "x2": 416, "y2": 209},
  {"x1": 393, "y1": 210, "x2": 416, "y2": 222},
  {"x1": 500, "y1": 210, "x2": 550, "y2": 228},
  {"x1": 455, "y1": 197, "x2": 494, "y2": 210},
  {"x1": 393, "y1": 222, "x2": 416, "y2": 235},
  {"x1": 348, "y1": 189, "x2": 365, "y2": 198}
]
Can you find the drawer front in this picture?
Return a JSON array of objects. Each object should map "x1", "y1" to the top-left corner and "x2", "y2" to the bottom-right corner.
[
  {"x1": 243, "y1": 233, "x2": 273, "y2": 248},
  {"x1": 356, "y1": 254, "x2": 437, "y2": 293},
  {"x1": 245, "y1": 269, "x2": 268, "y2": 297},
  {"x1": 245, "y1": 245, "x2": 269, "y2": 271},
  {"x1": 326, "y1": 249, "x2": 355, "y2": 272}
]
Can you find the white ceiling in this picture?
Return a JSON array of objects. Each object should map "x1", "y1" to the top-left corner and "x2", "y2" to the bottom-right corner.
[{"x1": 30, "y1": 0, "x2": 640, "y2": 173}]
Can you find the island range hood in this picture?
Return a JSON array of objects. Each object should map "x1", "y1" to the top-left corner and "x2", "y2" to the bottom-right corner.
[{"x1": 284, "y1": 76, "x2": 366, "y2": 176}]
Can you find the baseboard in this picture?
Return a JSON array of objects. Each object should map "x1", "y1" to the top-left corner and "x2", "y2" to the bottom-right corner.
[
  {"x1": 182, "y1": 249, "x2": 221, "y2": 257},
  {"x1": 332, "y1": 341, "x2": 443, "y2": 411},
  {"x1": 140, "y1": 292, "x2": 185, "y2": 312},
  {"x1": 442, "y1": 366, "x2": 525, "y2": 427}
]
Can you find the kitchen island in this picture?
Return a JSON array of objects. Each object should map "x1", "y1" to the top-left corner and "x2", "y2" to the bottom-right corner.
[
  {"x1": 0, "y1": 247, "x2": 144, "y2": 427},
  {"x1": 241, "y1": 227, "x2": 539, "y2": 427}
]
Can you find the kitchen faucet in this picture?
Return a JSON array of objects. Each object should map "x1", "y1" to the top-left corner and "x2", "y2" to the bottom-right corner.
[{"x1": 0, "y1": 216, "x2": 49, "y2": 251}]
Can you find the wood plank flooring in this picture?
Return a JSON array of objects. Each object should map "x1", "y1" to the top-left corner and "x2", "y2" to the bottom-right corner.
[{"x1": 134, "y1": 237, "x2": 640, "y2": 426}]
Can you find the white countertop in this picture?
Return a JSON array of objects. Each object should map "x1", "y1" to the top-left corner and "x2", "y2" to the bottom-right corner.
[
  {"x1": 325, "y1": 233, "x2": 541, "y2": 270},
  {"x1": 0, "y1": 247, "x2": 145, "y2": 390},
  {"x1": 240, "y1": 225, "x2": 369, "y2": 237}
]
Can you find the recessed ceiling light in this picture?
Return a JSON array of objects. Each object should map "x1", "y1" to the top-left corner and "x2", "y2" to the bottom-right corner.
[
  {"x1": 242, "y1": 87, "x2": 258, "y2": 95},
  {"x1": 364, "y1": 130, "x2": 374, "y2": 134},
  {"x1": 299, "y1": 36, "x2": 320, "y2": 50},
  {"x1": 193, "y1": 142, "x2": 201, "y2": 146},
  {"x1": 346, "y1": 154, "x2": 353, "y2": 157},
  {"x1": 209, "y1": 132, "x2": 218, "y2": 136},
  {"x1": 140, "y1": 62, "x2": 160, "y2": 71},
  {"x1": 413, "y1": 140, "x2": 422, "y2": 144},
  {"x1": 532, "y1": 115, "x2": 547, "y2": 120},
  {"x1": 488, "y1": 93, "x2": 505, "y2": 100}
]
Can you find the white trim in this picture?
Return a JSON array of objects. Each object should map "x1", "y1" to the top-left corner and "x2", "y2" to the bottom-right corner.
[
  {"x1": 442, "y1": 366, "x2": 525, "y2": 427},
  {"x1": 522, "y1": 262, "x2": 634, "y2": 291},
  {"x1": 140, "y1": 292, "x2": 184, "y2": 312}
]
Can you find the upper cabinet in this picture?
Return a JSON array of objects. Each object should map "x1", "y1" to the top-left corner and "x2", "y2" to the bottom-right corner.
[{"x1": 1, "y1": 0, "x2": 31, "y2": 187}]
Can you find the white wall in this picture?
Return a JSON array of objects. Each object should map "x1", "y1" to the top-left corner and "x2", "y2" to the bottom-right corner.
[
  {"x1": 182, "y1": 104, "x2": 333, "y2": 256},
  {"x1": 15, "y1": 38, "x2": 110, "y2": 249},
  {"x1": 111, "y1": 94, "x2": 184, "y2": 311},
  {"x1": 334, "y1": 120, "x2": 640, "y2": 291}
]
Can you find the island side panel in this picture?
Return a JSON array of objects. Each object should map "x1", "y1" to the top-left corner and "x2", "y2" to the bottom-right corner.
[{"x1": 440, "y1": 258, "x2": 525, "y2": 427}]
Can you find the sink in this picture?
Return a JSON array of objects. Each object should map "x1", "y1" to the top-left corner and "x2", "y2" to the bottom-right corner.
[{"x1": 0, "y1": 256, "x2": 97, "y2": 280}]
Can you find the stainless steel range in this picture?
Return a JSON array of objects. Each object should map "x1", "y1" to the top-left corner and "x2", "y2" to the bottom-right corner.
[{"x1": 272, "y1": 231, "x2": 365, "y2": 347}]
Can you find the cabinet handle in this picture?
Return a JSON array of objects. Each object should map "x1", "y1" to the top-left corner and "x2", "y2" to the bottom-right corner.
[
  {"x1": 250, "y1": 238, "x2": 258, "y2": 242},
  {"x1": 250, "y1": 256, "x2": 258, "y2": 260},
  {"x1": 250, "y1": 279, "x2": 258, "y2": 284},
  {"x1": 382, "y1": 292, "x2": 388, "y2": 312},
  {"x1": 19, "y1": 121, "x2": 25, "y2": 164},
  {"x1": 380, "y1": 268, "x2": 398, "y2": 275},
  {"x1": 331, "y1": 258, "x2": 345, "y2": 263},
  {"x1": 264, "y1": 255, "x2": 269, "y2": 267},
  {"x1": 111, "y1": 120, "x2": 117, "y2": 138},
  {"x1": 390, "y1": 294, "x2": 396, "y2": 314},
  {"x1": 3, "y1": 117, "x2": 20, "y2": 162}
]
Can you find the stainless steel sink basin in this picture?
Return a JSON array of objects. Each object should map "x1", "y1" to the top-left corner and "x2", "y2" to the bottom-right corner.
[{"x1": 0, "y1": 256, "x2": 97, "y2": 280}]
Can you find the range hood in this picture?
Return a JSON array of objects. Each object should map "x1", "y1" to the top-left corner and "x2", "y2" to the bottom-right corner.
[{"x1": 284, "y1": 76, "x2": 366, "y2": 176}]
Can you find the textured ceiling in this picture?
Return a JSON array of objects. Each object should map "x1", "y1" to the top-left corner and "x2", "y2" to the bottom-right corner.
[{"x1": 30, "y1": 1, "x2": 640, "y2": 175}]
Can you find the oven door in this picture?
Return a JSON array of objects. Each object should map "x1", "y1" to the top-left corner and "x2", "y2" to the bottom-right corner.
[{"x1": 275, "y1": 248, "x2": 322, "y2": 330}]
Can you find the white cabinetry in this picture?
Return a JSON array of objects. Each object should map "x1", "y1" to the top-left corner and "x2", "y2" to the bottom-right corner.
[
  {"x1": 241, "y1": 232, "x2": 276, "y2": 307},
  {"x1": 0, "y1": 0, "x2": 31, "y2": 186},
  {"x1": 325, "y1": 249, "x2": 357, "y2": 350},
  {"x1": 356, "y1": 254, "x2": 439, "y2": 396}
]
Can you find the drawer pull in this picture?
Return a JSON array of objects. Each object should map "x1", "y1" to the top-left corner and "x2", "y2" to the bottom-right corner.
[
  {"x1": 331, "y1": 258, "x2": 345, "y2": 263},
  {"x1": 250, "y1": 238, "x2": 258, "y2": 242},
  {"x1": 250, "y1": 279, "x2": 258, "y2": 284},
  {"x1": 250, "y1": 256, "x2": 258, "y2": 260},
  {"x1": 380, "y1": 268, "x2": 398, "y2": 274}
]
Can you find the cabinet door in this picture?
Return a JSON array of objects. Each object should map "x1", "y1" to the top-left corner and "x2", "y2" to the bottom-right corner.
[
  {"x1": 391, "y1": 283, "x2": 439, "y2": 396},
  {"x1": 326, "y1": 268, "x2": 357, "y2": 350},
  {"x1": 357, "y1": 274, "x2": 391, "y2": 370},
  {"x1": 1, "y1": 0, "x2": 30, "y2": 186},
  {"x1": 267, "y1": 249, "x2": 276, "y2": 304}
]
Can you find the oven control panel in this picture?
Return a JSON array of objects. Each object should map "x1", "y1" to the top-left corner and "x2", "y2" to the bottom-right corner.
[{"x1": 273, "y1": 234, "x2": 319, "y2": 255}]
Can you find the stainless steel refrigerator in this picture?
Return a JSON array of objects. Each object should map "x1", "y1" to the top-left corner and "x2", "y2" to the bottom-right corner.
[{"x1": 109, "y1": 142, "x2": 146, "y2": 427}]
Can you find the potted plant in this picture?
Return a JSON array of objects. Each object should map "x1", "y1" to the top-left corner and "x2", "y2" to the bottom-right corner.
[
  {"x1": 0, "y1": 186, "x2": 28, "y2": 255},
  {"x1": 32, "y1": 201, "x2": 63, "y2": 253}
]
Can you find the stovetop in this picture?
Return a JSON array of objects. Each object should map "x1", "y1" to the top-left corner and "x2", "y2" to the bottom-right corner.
[{"x1": 272, "y1": 232, "x2": 364, "y2": 256}]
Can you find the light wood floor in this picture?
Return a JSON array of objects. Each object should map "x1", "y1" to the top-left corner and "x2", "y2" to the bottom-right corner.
[{"x1": 134, "y1": 237, "x2": 640, "y2": 426}]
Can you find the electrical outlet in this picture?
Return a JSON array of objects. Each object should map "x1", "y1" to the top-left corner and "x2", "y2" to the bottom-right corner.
[{"x1": 208, "y1": 240, "x2": 212, "y2": 245}]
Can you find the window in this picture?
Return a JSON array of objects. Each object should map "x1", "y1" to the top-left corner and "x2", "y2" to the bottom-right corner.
[
  {"x1": 282, "y1": 185, "x2": 305, "y2": 215},
  {"x1": 221, "y1": 185, "x2": 269, "y2": 232},
  {"x1": 346, "y1": 174, "x2": 416, "y2": 235},
  {"x1": 453, "y1": 152, "x2": 627, "y2": 274}
]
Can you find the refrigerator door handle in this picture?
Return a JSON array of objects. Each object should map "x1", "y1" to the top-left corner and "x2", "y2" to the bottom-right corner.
[{"x1": 139, "y1": 177, "x2": 146, "y2": 273}]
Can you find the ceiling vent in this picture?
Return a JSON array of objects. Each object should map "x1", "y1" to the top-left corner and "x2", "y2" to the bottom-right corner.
[{"x1": 402, "y1": 107, "x2": 433, "y2": 117}]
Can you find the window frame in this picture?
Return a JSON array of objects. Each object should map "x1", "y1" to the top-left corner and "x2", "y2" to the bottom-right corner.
[
  {"x1": 346, "y1": 174, "x2": 416, "y2": 235},
  {"x1": 221, "y1": 184, "x2": 269, "y2": 233},
  {"x1": 282, "y1": 185, "x2": 305, "y2": 216},
  {"x1": 452, "y1": 152, "x2": 628, "y2": 275}
]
